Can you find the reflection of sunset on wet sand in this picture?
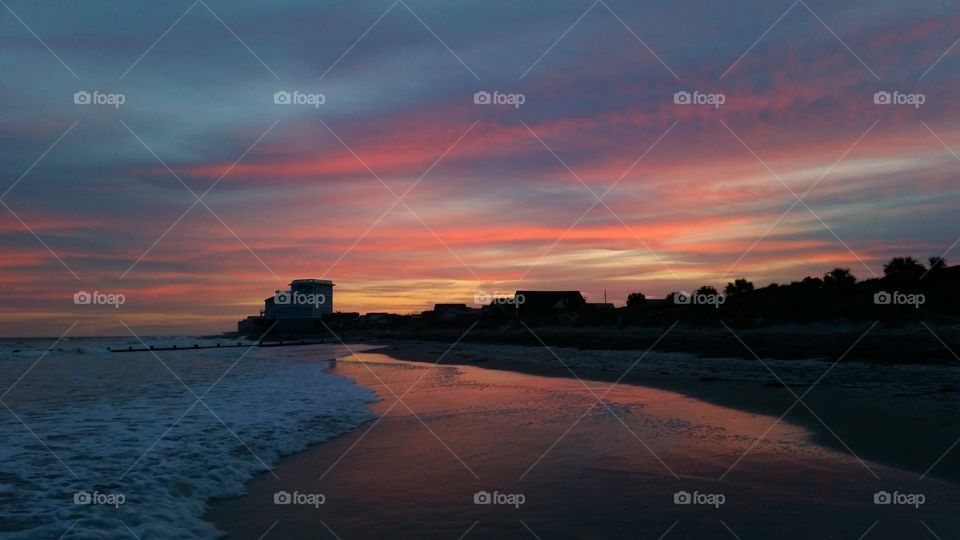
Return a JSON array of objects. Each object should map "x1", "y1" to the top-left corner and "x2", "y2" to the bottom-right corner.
[{"x1": 208, "y1": 350, "x2": 960, "y2": 539}]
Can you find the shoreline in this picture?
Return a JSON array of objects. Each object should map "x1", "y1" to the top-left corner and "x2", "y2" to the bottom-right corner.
[
  {"x1": 379, "y1": 339, "x2": 960, "y2": 486},
  {"x1": 206, "y1": 346, "x2": 960, "y2": 539}
]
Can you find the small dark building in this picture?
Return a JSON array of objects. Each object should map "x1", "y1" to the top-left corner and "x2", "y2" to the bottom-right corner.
[
  {"x1": 480, "y1": 290, "x2": 588, "y2": 320},
  {"x1": 515, "y1": 291, "x2": 586, "y2": 312},
  {"x1": 324, "y1": 312, "x2": 360, "y2": 330},
  {"x1": 360, "y1": 312, "x2": 404, "y2": 327},
  {"x1": 432, "y1": 303, "x2": 473, "y2": 321}
]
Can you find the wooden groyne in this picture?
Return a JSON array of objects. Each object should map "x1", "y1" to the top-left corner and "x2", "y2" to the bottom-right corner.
[{"x1": 108, "y1": 339, "x2": 327, "y2": 353}]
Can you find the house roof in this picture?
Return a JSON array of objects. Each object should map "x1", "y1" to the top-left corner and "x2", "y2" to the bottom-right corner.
[
  {"x1": 434, "y1": 303, "x2": 470, "y2": 311},
  {"x1": 514, "y1": 290, "x2": 586, "y2": 310}
]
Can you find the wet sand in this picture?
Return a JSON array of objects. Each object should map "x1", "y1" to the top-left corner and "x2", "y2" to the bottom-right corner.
[
  {"x1": 207, "y1": 348, "x2": 960, "y2": 539},
  {"x1": 383, "y1": 340, "x2": 960, "y2": 486}
]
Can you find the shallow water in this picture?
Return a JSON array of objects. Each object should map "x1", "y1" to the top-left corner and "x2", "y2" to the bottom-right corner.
[{"x1": 0, "y1": 338, "x2": 378, "y2": 539}]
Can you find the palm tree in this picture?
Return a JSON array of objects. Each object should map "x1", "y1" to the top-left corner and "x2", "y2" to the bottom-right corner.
[
  {"x1": 883, "y1": 257, "x2": 925, "y2": 283},
  {"x1": 823, "y1": 268, "x2": 856, "y2": 292},
  {"x1": 724, "y1": 278, "x2": 755, "y2": 297}
]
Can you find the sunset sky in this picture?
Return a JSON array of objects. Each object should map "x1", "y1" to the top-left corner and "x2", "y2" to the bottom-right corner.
[{"x1": 2, "y1": 0, "x2": 959, "y2": 335}]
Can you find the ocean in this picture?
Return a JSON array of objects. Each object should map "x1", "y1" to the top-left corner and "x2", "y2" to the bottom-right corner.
[{"x1": 0, "y1": 337, "x2": 378, "y2": 538}]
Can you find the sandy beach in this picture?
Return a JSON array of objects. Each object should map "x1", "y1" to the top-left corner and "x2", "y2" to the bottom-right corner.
[
  {"x1": 381, "y1": 339, "x2": 960, "y2": 486},
  {"x1": 207, "y1": 346, "x2": 960, "y2": 539}
]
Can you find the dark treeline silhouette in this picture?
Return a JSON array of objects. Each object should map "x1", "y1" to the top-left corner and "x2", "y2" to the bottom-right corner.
[
  {"x1": 622, "y1": 256, "x2": 959, "y2": 326},
  {"x1": 244, "y1": 256, "x2": 960, "y2": 350},
  {"x1": 239, "y1": 255, "x2": 960, "y2": 363}
]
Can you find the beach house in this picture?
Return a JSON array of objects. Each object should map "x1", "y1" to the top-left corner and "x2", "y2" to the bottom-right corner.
[
  {"x1": 515, "y1": 290, "x2": 587, "y2": 313},
  {"x1": 476, "y1": 290, "x2": 588, "y2": 320},
  {"x1": 238, "y1": 279, "x2": 334, "y2": 335}
]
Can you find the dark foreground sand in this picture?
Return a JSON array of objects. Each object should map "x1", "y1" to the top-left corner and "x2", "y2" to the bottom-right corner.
[{"x1": 207, "y1": 347, "x2": 960, "y2": 539}]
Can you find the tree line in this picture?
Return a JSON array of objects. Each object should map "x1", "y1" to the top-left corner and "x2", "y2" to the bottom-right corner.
[{"x1": 622, "y1": 256, "x2": 958, "y2": 324}]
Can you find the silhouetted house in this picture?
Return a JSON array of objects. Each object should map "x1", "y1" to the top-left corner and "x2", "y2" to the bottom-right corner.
[
  {"x1": 238, "y1": 314, "x2": 269, "y2": 335},
  {"x1": 480, "y1": 303, "x2": 512, "y2": 317},
  {"x1": 361, "y1": 312, "x2": 403, "y2": 327},
  {"x1": 324, "y1": 312, "x2": 360, "y2": 330},
  {"x1": 237, "y1": 279, "x2": 335, "y2": 335},
  {"x1": 517, "y1": 291, "x2": 585, "y2": 311},
  {"x1": 433, "y1": 303, "x2": 479, "y2": 321},
  {"x1": 508, "y1": 291, "x2": 587, "y2": 321}
]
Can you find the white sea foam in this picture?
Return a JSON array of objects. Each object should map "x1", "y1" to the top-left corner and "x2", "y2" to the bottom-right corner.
[{"x1": 0, "y1": 338, "x2": 377, "y2": 538}]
